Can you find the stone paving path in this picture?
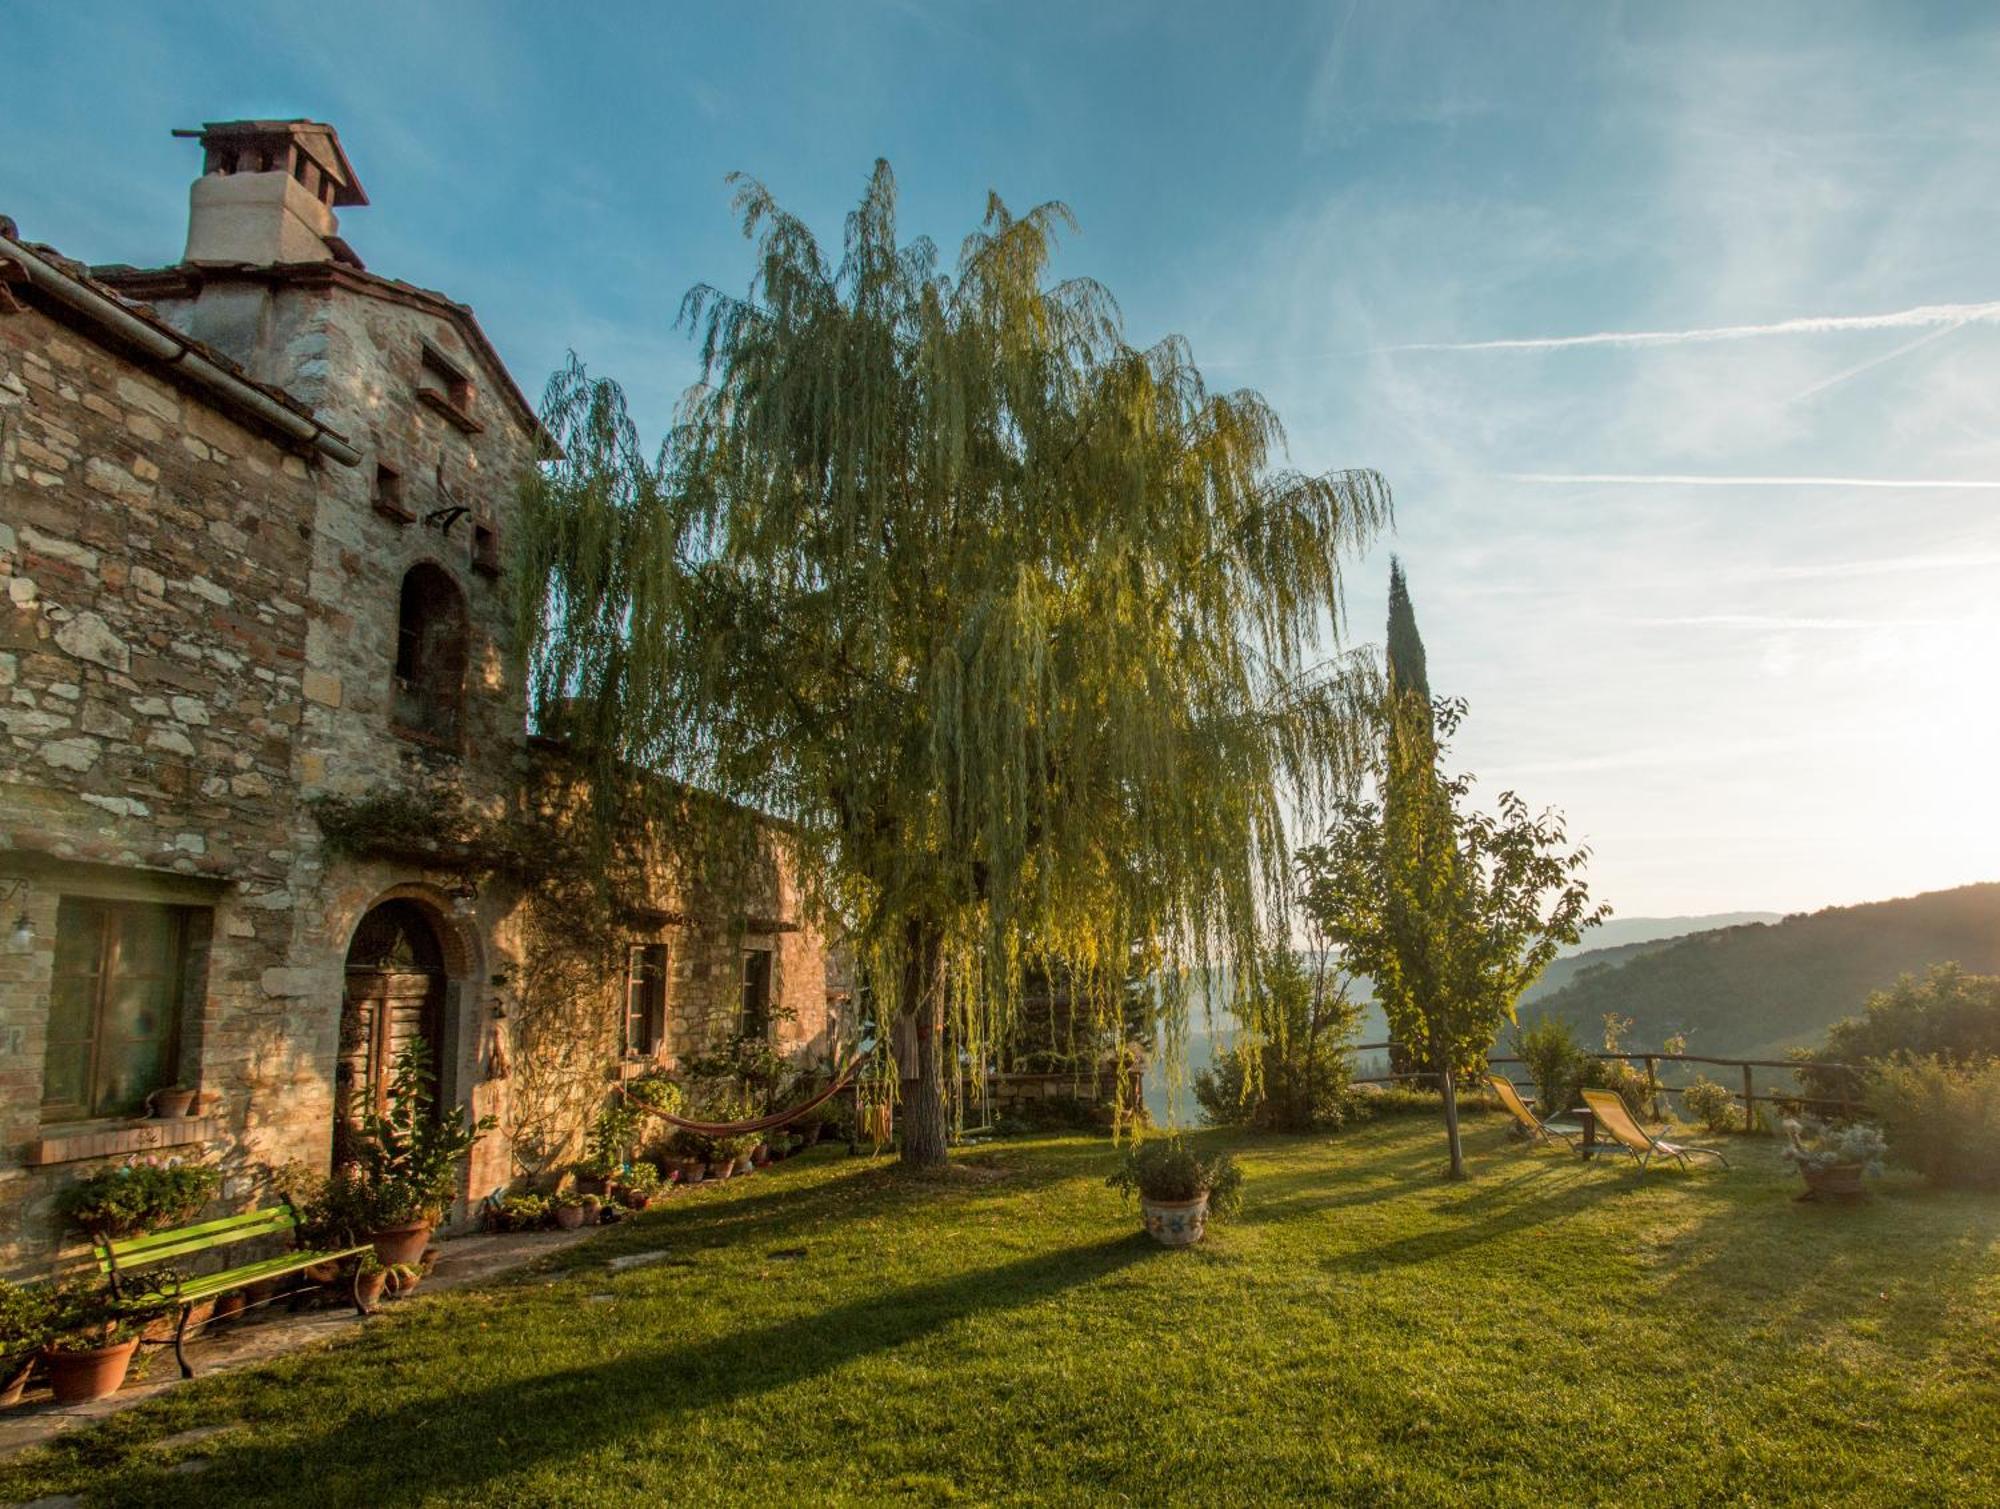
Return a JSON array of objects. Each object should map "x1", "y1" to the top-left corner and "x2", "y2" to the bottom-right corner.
[{"x1": 0, "y1": 1223, "x2": 601, "y2": 1472}]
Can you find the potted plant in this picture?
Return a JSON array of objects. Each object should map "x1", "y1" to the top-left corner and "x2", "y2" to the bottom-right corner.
[
  {"x1": 348, "y1": 1043, "x2": 495, "y2": 1266},
  {"x1": 488, "y1": 1192, "x2": 552, "y2": 1233},
  {"x1": 1783, "y1": 1118, "x2": 1888, "y2": 1200},
  {"x1": 0, "y1": 1280, "x2": 51, "y2": 1408},
  {"x1": 56, "y1": 1158, "x2": 221, "y2": 1241},
  {"x1": 616, "y1": 1162, "x2": 663, "y2": 1210},
  {"x1": 384, "y1": 1262, "x2": 423, "y2": 1298},
  {"x1": 571, "y1": 1152, "x2": 618, "y2": 1200},
  {"x1": 1106, "y1": 1140, "x2": 1244, "y2": 1247},
  {"x1": 353, "y1": 1253, "x2": 389, "y2": 1313},
  {"x1": 579, "y1": 1194, "x2": 604, "y2": 1227},
  {"x1": 41, "y1": 1283, "x2": 152, "y2": 1404},
  {"x1": 551, "y1": 1189, "x2": 590, "y2": 1230},
  {"x1": 146, "y1": 1085, "x2": 198, "y2": 1120}
]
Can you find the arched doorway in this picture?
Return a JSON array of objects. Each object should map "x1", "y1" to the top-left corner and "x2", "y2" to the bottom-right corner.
[{"x1": 336, "y1": 899, "x2": 447, "y2": 1152}]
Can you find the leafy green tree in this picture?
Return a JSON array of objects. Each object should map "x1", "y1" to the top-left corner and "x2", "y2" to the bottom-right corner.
[
  {"x1": 1194, "y1": 945, "x2": 1362, "y2": 1131},
  {"x1": 1298, "y1": 566, "x2": 1605, "y2": 1178},
  {"x1": 517, "y1": 164, "x2": 1389, "y2": 1166},
  {"x1": 1797, "y1": 962, "x2": 2000, "y2": 1105}
]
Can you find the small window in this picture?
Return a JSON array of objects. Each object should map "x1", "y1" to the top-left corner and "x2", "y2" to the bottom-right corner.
[
  {"x1": 392, "y1": 563, "x2": 468, "y2": 746},
  {"x1": 417, "y1": 343, "x2": 480, "y2": 431},
  {"x1": 625, "y1": 943, "x2": 668, "y2": 1058},
  {"x1": 372, "y1": 461, "x2": 411, "y2": 523},
  {"x1": 741, "y1": 948, "x2": 773, "y2": 1040},
  {"x1": 471, "y1": 519, "x2": 502, "y2": 578},
  {"x1": 43, "y1": 898, "x2": 196, "y2": 1122}
]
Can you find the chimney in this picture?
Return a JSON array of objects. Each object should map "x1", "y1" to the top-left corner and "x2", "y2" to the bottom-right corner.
[{"x1": 173, "y1": 120, "x2": 367, "y2": 266}]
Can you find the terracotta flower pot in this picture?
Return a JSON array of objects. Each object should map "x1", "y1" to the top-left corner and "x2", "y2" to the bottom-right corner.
[
  {"x1": 211, "y1": 1292, "x2": 246, "y2": 1326},
  {"x1": 751, "y1": 1145, "x2": 771, "y2": 1168},
  {"x1": 1, "y1": 1354, "x2": 32, "y2": 1408},
  {"x1": 355, "y1": 1270, "x2": 389, "y2": 1312},
  {"x1": 45, "y1": 1339, "x2": 139, "y2": 1404},
  {"x1": 708, "y1": 1162, "x2": 733, "y2": 1182},
  {"x1": 1139, "y1": 1193, "x2": 1211, "y2": 1248},
  {"x1": 388, "y1": 1267, "x2": 422, "y2": 1298},
  {"x1": 147, "y1": 1087, "x2": 197, "y2": 1119},
  {"x1": 1801, "y1": 1162, "x2": 1867, "y2": 1200},
  {"x1": 552, "y1": 1202, "x2": 587, "y2": 1231},
  {"x1": 370, "y1": 1222, "x2": 435, "y2": 1267},
  {"x1": 734, "y1": 1154, "x2": 755, "y2": 1176}
]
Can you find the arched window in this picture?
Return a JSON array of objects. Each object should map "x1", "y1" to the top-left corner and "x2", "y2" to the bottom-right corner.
[{"x1": 392, "y1": 563, "x2": 468, "y2": 744}]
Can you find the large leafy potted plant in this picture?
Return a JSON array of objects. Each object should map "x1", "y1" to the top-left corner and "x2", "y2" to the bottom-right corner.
[
  {"x1": 1, "y1": 1280, "x2": 51, "y2": 1407},
  {"x1": 348, "y1": 1043, "x2": 495, "y2": 1266},
  {"x1": 1106, "y1": 1140, "x2": 1244, "y2": 1247},
  {"x1": 55, "y1": 1158, "x2": 220, "y2": 1241},
  {"x1": 1782, "y1": 1118, "x2": 1888, "y2": 1201},
  {"x1": 41, "y1": 1282, "x2": 153, "y2": 1404}
]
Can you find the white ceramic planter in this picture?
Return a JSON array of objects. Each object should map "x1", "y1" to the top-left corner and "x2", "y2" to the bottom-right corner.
[{"x1": 1139, "y1": 1192, "x2": 1210, "y2": 1247}]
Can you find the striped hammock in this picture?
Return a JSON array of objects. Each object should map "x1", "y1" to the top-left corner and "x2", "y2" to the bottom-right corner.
[{"x1": 618, "y1": 1042, "x2": 875, "y2": 1137}]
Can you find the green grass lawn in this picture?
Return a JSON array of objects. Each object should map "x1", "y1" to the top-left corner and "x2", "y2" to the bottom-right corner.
[{"x1": 5, "y1": 1110, "x2": 1997, "y2": 1507}]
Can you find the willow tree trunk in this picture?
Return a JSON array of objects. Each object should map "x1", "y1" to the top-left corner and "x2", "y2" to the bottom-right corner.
[
  {"x1": 899, "y1": 921, "x2": 949, "y2": 1169},
  {"x1": 1441, "y1": 1063, "x2": 1467, "y2": 1180}
]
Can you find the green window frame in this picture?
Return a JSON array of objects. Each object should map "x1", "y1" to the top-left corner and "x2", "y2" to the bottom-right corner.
[{"x1": 43, "y1": 897, "x2": 193, "y2": 1123}]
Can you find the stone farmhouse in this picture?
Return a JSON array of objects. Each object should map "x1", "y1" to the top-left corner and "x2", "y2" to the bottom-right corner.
[{"x1": 0, "y1": 120, "x2": 838, "y2": 1274}]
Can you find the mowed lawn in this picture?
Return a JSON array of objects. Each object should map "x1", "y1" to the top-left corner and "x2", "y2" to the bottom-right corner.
[{"x1": 5, "y1": 1111, "x2": 1997, "y2": 1507}]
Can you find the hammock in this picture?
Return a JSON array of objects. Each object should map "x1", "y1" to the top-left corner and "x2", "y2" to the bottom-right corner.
[{"x1": 618, "y1": 1041, "x2": 876, "y2": 1137}]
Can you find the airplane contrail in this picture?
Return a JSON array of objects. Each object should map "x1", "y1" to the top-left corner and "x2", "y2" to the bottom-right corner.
[
  {"x1": 1503, "y1": 472, "x2": 2000, "y2": 489},
  {"x1": 1385, "y1": 301, "x2": 2000, "y2": 353}
]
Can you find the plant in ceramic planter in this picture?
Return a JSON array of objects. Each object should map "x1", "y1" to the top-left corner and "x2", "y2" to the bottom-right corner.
[
  {"x1": 0, "y1": 1279, "x2": 52, "y2": 1408},
  {"x1": 353, "y1": 1252, "x2": 390, "y2": 1313},
  {"x1": 146, "y1": 1085, "x2": 198, "y2": 1120},
  {"x1": 384, "y1": 1262, "x2": 424, "y2": 1298},
  {"x1": 1782, "y1": 1118, "x2": 1888, "y2": 1201},
  {"x1": 616, "y1": 1162, "x2": 663, "y2": 1210},
  {"x1": 41, "y1": 1282, "x2": 153, "y2": 1404},
  {"x1": 348, "y1": 1042, "x2": 495, "y2": 1264},
  {"x1": 56, "y1": 1158, "x2": 221, "y2": 1240},
  {"x1": 489, "y1": 1192, "x2": 553, "y2": 1233},
  {"x1": 1106, "y1": 1140, "x2": 1244, "y2": 1247}
]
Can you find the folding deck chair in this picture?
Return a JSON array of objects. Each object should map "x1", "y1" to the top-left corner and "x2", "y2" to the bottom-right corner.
[
  {"x1": 1579, "y1": 1088, "x2": 1729, "y2": 1170},
  {"x1": 1487, "y1": 1075, "x2": 1584, "y2": 1151}
]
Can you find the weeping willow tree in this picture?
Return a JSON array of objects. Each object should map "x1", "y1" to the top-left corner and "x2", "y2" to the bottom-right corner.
[{"x1": 515, "y1": 162, "x2": 1389, "y2": 1166}]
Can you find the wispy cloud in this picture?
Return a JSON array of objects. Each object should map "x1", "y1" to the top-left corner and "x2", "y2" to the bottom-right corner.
[
  {"x1": 1502, "y1": 472, "x2": 2000, "y2": 489},
  {"x1": 1384, "y1": 300, "x2": 2000, "y2": 354},
  {"x1": 1630, "y1": 614, "x2": 1942, "y2": 630},
  {"x1": 1783, "y1": 320, "x2": 1968, "y2": 404}
]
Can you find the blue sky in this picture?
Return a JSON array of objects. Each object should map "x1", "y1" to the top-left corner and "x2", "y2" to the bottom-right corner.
[{"x1": 6, "y1": 2, "x2": 1999, "y2": 919}]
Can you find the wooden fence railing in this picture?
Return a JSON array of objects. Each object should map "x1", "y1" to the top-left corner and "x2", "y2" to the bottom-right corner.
[{"x1": 1347, "y1": 1042, "x2": 1862, "y2": 1124}]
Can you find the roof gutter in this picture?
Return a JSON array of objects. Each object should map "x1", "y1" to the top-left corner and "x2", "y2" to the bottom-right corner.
[{"x1": 0, "y1": 231, "x2": 362, "y2": 467}]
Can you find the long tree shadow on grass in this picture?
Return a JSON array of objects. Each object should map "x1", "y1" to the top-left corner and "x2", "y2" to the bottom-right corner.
[{"x1": 129, "y1": 1231, "x2": 1159, "y2": 1508}]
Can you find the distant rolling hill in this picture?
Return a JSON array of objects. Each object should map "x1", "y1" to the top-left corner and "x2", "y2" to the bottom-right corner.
[{"x1": 1524, "y1": 883, "x2": 2000, "y2": 1059}]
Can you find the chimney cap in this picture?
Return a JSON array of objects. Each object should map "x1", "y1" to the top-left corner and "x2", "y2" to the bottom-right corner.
[{"x1": 171, "y1": 120, "x2": 368, "y2": 207}]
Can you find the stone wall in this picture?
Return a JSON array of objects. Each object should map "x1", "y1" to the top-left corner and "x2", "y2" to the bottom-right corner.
[{"x1": 0, "y1": 297, "x2": 330, "y2": 1272}]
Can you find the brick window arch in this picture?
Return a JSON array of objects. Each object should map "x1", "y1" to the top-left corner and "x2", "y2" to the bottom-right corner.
[{"x1": 392, "y1": 562, "x2": 468, "y2": 745}]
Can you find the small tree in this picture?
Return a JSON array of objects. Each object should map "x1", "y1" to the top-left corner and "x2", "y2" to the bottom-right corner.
[
  {"x1": 1195, "y1": 945, "x2": 1362, "y2": 1131},
  {"x1": 1298, "y1": 570, "x2": 1605, "y2": 1179}
]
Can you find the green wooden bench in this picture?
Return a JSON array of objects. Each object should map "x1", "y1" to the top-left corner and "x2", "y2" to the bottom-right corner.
[{"x1": 94, "y1": 1205, "x2": 372, "y2": 1378}]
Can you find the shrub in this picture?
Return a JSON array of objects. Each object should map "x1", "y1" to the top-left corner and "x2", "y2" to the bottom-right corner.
[
  {"x1": 1191, "y1": 949, "x2": 1361, "y2": 1132},
  {"x1": 486, "y1": 1192, "x2": 553, "y2": 1232},
  {"x1": 1797, "y1": 963, "x2": 2000, "y2": 1104},
  {"x1": 1105, "y1": 1140, "x2": 1244, "y2": 1215},
  {"x1": 1512, "y1": 1016, "x2": 1588, "y2": 1117},
  {"x1": 277, "y1": 1160, "x2": 375, "y2": 1248},
  {"x1": 1682, "y1": 1075, "x2": 1739, "y2": 1134},
  {"x1": 0, "y1": 1280, "x2": 52, "y2": 1363},
  {"x1": 1866, "y1": 1056, "x2": 2000, "y2": 1190},
  {"x1": 56, "y1": 1158, "x2": 220, "y2": 1239}
]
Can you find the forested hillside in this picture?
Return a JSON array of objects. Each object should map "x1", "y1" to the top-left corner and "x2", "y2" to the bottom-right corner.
[{"x1": 1525, "y1": 884, "x2": 2000, "y2": 1058}]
